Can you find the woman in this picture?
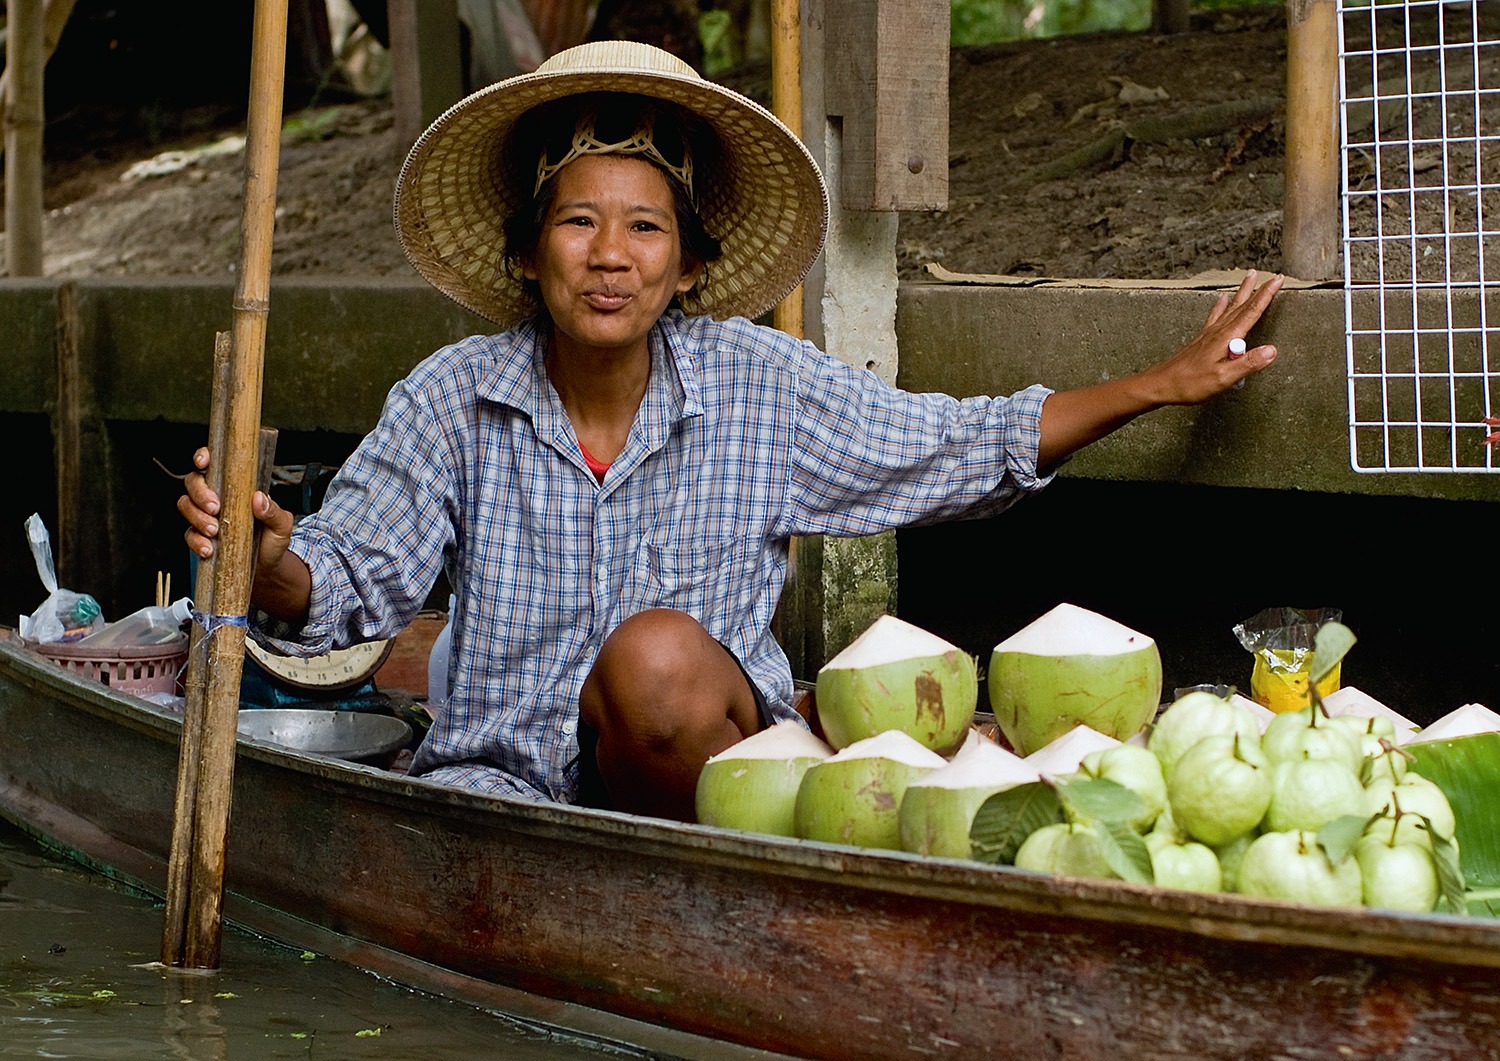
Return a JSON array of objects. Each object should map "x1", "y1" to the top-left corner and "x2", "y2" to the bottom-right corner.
[{"x1": 181, "y1": 41, "x2": 1282, "y2": 822}]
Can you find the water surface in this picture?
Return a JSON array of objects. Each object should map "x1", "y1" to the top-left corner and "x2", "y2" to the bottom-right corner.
[{"x1": 0, "y1": 821, "x2": 644, "y2": 1059}]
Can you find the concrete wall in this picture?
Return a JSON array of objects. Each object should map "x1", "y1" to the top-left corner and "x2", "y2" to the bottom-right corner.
[{"x1": 3, "y1": 277, "x2": 1495, "y2": 717}]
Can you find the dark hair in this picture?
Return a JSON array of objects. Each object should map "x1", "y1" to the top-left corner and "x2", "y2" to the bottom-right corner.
[{"x1": 500, "y1": 94, "x2": 724, "y2": 314}]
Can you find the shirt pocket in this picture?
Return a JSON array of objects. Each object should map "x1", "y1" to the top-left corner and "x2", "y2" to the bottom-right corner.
[{"x1": 637, "y1": 534, "x2": 759, "y2": 628}]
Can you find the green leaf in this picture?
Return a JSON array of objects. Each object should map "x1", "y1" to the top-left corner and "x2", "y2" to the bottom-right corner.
[
  {"x1": 1310, "y1": 621, "x2": 1357, "y2": 685},
  {"x1": 1317, "y1": 814, "x2": 1373, "y2": 865},
  {"x1": 1094, "y1": 818, "x2": 1154, "y2": 884},
  {"x1": 1428, "y1": 821, "x2": 1469, "y2": 916},
  {"x1": 1055, "y1": 777, "x2": 1146, "y2": 826},
  {"x1": 969, "y1": 782, "x2": 1063, "y2": 864},
  {"x1": 1408, "y1": 733, "x2": 1500, "y2": 890}
]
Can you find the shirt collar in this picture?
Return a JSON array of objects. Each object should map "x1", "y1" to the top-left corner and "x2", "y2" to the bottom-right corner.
[{"x1": 475, "y1": 313, "x2": 705, "y2": 424}]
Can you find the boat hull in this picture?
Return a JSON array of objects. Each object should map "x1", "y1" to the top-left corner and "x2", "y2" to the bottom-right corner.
[{"x1": 3, "y1": 637, "x2": 1500, "y2": 1060}]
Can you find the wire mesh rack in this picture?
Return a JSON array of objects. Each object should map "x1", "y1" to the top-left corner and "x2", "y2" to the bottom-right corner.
[{"x1": 1340, "y1": 0, "x2": 1500, "y2": 472}]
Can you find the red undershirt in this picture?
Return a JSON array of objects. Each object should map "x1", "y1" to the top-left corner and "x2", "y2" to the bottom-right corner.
[{"x1": 578, "y1": 440, "x2": 610, "y2": 482}]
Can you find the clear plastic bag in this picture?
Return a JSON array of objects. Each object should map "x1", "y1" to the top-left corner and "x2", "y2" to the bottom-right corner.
[
  {"x1": 19, "y1": 513, "x2": 103, "y2": 644},
  {"x1": 1231, "y1": 606, "x2": 1343, "y2": 714}
]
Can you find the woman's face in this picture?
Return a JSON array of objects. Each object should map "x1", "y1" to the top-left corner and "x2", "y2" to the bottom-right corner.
[{"x1": 523, "y1": 154, "x2": 700, "y2": 359}]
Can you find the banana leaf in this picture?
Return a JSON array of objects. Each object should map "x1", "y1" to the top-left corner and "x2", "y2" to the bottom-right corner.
[{"x1": 1407, "y1": 732, "x2": 1500, "y2": 893}]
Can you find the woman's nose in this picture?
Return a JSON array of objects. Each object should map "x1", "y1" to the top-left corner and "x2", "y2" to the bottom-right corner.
[{"x1": 588, "y1": 222, "x2": 629, "y2": 269}]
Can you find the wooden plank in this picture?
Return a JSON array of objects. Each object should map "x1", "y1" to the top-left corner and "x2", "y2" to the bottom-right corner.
[{"x1": 823, "y1": 0, "x2": 948, "y2": 211}]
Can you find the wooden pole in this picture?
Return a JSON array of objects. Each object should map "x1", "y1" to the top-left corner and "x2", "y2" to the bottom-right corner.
[
  {"x1": 770, "y1": 0, "x2": 804, "y2": 340},
  {"x1": 161, "y1": 0, "x2": 290, "y2": 971},
  {"x1": 4, "y1": 0, "x2": 45, "y2": 276},
  {"x1": 161, "y1": 332, "x2": 230, "y2": 967},
  {"x1": 0, "y1": 0, "x2": 78, "y2": 163},
  {"x1": 1283, "y1": 0, "x2": 1340, "y2": 281}
]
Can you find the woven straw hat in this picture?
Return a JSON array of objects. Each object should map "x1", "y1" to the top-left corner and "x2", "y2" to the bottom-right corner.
[{"x1": 394, "y1": 40, "x2": 829, "y2": 327}]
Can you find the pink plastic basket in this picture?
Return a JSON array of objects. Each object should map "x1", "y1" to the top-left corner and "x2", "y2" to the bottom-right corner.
[{"x1": 30, "y1": 634, "x2": 189, "y2": 697}]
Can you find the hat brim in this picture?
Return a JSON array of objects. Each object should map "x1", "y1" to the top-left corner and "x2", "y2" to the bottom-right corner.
[{"x1": 394, "y1": 42, "x2": 830, "y2": 328}]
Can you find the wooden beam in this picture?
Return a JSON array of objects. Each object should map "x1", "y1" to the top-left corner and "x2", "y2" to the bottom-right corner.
[{"x1": 823, "y1": 0, "x2": 948, "y2": 211}]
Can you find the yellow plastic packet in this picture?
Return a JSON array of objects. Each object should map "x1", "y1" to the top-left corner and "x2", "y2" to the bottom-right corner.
[{"x1": 1231, "y1": 607, "x2": 1344, "y2": 714}]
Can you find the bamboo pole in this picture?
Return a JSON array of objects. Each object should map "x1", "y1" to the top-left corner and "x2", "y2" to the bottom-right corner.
[
  {"x1": 770, "y1": 0, "x2": 804, "y2": 340},
  {"x1": 1283, "y1": 0, "x2": 1340, "y2": 281},
  {"x1": 4, "y1": 0, "x2": 45, "y2": 276},
  {"x1": 161, "y1": 0, "x2": 290, "y2": 971}
]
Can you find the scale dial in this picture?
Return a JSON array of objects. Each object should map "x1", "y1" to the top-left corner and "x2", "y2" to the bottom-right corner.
[{"x1": 244, "y1": 638, "x2": 392, "y2": 692}]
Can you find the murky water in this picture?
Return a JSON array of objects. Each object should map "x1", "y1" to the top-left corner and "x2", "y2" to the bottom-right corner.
[{"x1": 0, "y1": 821, "x2": 645, "y2": 1060}]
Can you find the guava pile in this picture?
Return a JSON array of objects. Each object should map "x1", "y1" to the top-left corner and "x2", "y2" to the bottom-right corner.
[{"x1": 992, "y1": 689, "x2": 1465, "y2": 913}]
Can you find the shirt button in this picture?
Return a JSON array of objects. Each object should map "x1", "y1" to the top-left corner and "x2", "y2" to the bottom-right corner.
[{"x1": 562, "y1": 720, "x2": 577, "y2": 736}]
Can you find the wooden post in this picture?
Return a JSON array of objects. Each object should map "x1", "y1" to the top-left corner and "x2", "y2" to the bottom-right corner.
[
  {"x1": 52, "y1": 282, "x2": 82, "y2": 582},
  {"x1": 161, "y1": 0, "x2": 290, "y2": 971},
  {"x1": 823, "y1": 0, "x2": 948, "y2": 211},
  {"x1": 1153, "y1": 0, "x2": 1192, "y2": 35},
  {"x1": 4, "y1": 0, "x2": 45, "y2": 276},
  {"x1": 0, "y1": 0, "x2": 78, "y2": 163},
  {"x1": 1283, "y1": 0, "x2": 1340, "y2": 281},
  {"x1": 387, "y1": 0, "x2": 465, "y2": 155}
]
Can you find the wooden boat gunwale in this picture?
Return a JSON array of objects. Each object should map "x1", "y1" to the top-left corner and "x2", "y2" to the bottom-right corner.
[{"x1": 7, "y1": 635, "x2": 1500, "y2": 1060}]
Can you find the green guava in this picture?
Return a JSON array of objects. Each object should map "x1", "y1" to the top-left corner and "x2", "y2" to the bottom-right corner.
[
  {"x1": 1262, "y1": 705, "x2": 1362, "y2": 774},
  {"x1": 1364, "y1": 772, "x2": 1456, "y2": 847},
  {"x1": 1166, "y1": 734, "x2": 1272, "y2": 846},
  {"x1": 1146, "y1": 690, "x2": 1261, "y2": 780},
  {"x1": 1079, "y1": 744, "x2": 1167, "y2": 832},
  {"x1": 1262, "y1": 757, "x2": 1367, "y2": 834},
  {"x1": 1332, "y1": 713, "x2": 1396, "y2": 741},
  {"x1": 1212, "y1": 832, "x2": 1254, "y2": 892},
  {"x1": 1236, "y1": 829, "x2": 1363, "y2": 907},
  {"x1": 1013, "y1": 822, "x2": 1118, "y2": 881},
  {"x1": 1360, "y1": 735, "x2": 1410, "y2": 786},
  {"x1": 1355, "y1": 832, "x2": 1439, "y2": 912},
  {"x1": 1144, "y1": 832, "x2": 1222, "y2": 893}
]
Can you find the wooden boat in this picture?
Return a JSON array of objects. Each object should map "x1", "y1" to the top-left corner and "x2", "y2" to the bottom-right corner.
[{"x1": 4, "y1": 633, "x2": 1500, "y2": 1061}]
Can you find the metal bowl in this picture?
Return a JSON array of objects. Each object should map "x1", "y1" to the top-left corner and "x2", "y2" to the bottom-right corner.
[{"x1": 236, "y1": 708, "x2": 411, "y2": 765}]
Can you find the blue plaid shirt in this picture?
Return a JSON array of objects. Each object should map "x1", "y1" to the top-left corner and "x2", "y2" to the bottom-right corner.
[{"x1": 264, "y1": 311, "x2": 1053, "y2": 802}]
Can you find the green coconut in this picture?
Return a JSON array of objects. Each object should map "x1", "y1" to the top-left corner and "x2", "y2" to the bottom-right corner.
[
  {"x1": 989, "y1": 603, "x2": 1162, "y2": 756},
  {"x1": 695, "y1": 722, "x2": 835, "y2": 836},
  {"x1": 898, "y1": 733, "x2": 1040, "y2": 859},
  {"x1": 1022, "y1": 723, "x2": 1121, "y2": 778},
  {"x1": 815, "y1": 615, "x2": 978, "y2": 752},
  {"x1": 794, "y1": 730, "x2": 948, "y2": 850}
]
